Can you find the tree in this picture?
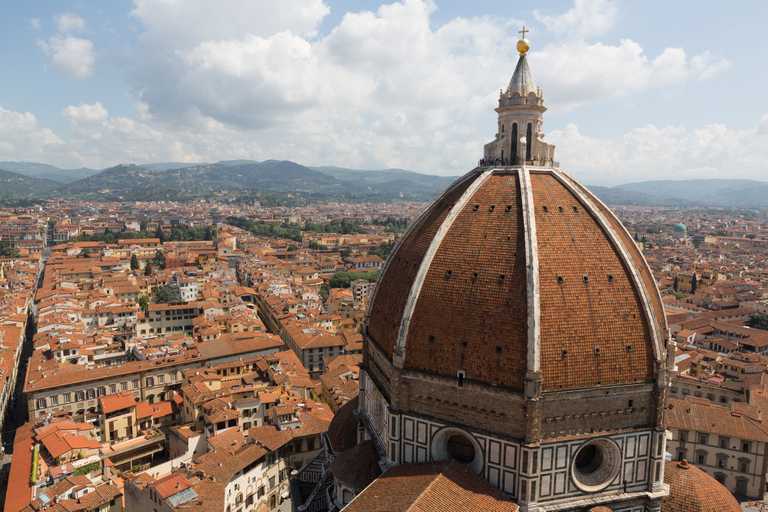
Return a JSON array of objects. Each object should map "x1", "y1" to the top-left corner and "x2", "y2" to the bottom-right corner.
[
  {"x1": 308, "y1": 241, "x2": 328, "y2": 250},
  {"x1": 140, "y1": 220, "x2": 147, "y2": 231},
  {"x1": 339, "y1": 249, "x2": 352, "y2": 258},
  {"x1": 80, "y1": 248, "x2": 91, "y2": 258},
  {"x1": 329, "y1": 270, "x2": 380, "y2": 288},
  {"x1": 747, "y1": 315, "x2": 768, "y2": 331},
  {"x1": 287, "y1": 244, "x2": 298, "y2": 252},
  {"x1": 673, "y1": 277, "x2": 679, "y2": 292},
  {"x1": 153, "y1": 249, "x2": 166, "y2": 270},
  {"x1": 690, "y1": 275, "x2": 698, "y2": 294},
  {"x1": 144, "y1": 262, "x2": 154, "y2": 276},
  {"x1": 138, "y1": 295, "x2": 150, "y2": 313},
  {"x1": 0, "y1": 241, "x2": 20, "y2": 259},
  {"x1": 154, "y1": 284, "x2": 181, "y2": 304},
  {"x1": 154, "y1": 227, "x2": 166, "y2": 243},
  {"x1": 130, "y1": 254, "x2": 140, "y2": 271}
]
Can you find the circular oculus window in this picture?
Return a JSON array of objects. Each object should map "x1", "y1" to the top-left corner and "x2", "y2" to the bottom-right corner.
[
  {"x1": 570, "y1": 438, "x2": 621, "y2": 492},
  {"x1": 431, "y1": 428, "x2": 484, "y2": 474}
]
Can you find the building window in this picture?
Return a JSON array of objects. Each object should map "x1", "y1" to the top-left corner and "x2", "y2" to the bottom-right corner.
[
  {"x1": 75, "y1": 391, "x2": 84, "y2": 401},
  {"x1": 257, "y1": 486, "x2": 265, "y2": 498},
  {"x1": 110, "y1": 384, "x2": 117, "y2": 394},
  {"x1": 121, "y1": 382, "x2": 128, "y2": 391},
  {"x1": 158, "y1": 375, "x2": 164, "y2": 384},
  {"x1": 133, "y1": 379, "x2": 139, "y2": 390},
  {"x1": 65, "y1": 393, "x2": 71, "y2": 403},
  {"x1": 714, "y1": 473, "x2": 726, "y2": 484},
  {"x1": 87, "y1": 389, "x2": 95, "y2": 399},
  {"x1": 742, "y1": 442, "x2": 751, "y2": 453},
  {"x1": 698, "y1": 434, "x2": 708, "y2": 445},
  {"x1": 719, "y1": 437, "x2": 729, "y2": 449},
  {"x1": 676, "y1": 450, "x2": 686, "y2": 462},
  {"x1": 269, "y1": 476, "x2": 276, "y2": 489},
  {"x1": 716, "y1": 456, "x2": 727, "y2": 469},
  {"x1": 50, "y1": 396, "x2": 58, "y2": 406},
  {"x1": 36, "y1": 398, "x2": 46, "y2": 409},
  {"x1": 678, "y1": 431, "x2": 687, "y2": 442},
  {"x1": 146, "y1": 377, "x2": 154, "y2": 387},
  {"x1": 97, "y1": 387, "x2": 106, "y2": 397},
  {"x1": 720, "y1": 396, "x2": 728, "y2": 404},
  {"x1": 736, "y1": 478, "x2": 748, "y2": 492},
  {"x1": 670, "y1": 387, "x2": 678, "y2": 394},
  {"x1": 738, "y1": 459, "x2": 750, "y2": 473},
  {"x1": 696, "y1": 452, "x2": 707, "y2": 465}
]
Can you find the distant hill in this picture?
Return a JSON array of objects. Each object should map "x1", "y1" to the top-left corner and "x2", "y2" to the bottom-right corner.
[
  {"x1": 7, "y1": 157, "x2": 768, "y2": 206},
  {"x1": 614, "y1": 179, "x2": 768, "y2": 206},
  {"x1": 53, "y1": 160, "x2": 457, "y2": 201},
  {"x1": 141, "y1": 162, "x2": 212, "y2": 171},
  {"x1": 0, "y1": 161, "x2": 100, "y2": 184},
  {"x1": 585, "y1": 185, "x2": 694, "y2": 207},
  {"x1": 54, "y1": 161, "x2": 347, "y2": 200},
  {"x1": 312, "y1": 166, "x2": 459, "y2": 194},
  {"x1": 0, "y1": 168, "x2": 58, "y2": 198}
]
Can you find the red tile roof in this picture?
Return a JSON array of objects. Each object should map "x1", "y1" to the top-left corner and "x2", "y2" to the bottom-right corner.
[{"x1": 344, "y1": 460, "x2": 519, "y2": 512}]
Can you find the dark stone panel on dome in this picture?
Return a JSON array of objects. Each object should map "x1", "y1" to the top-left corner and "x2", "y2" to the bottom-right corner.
[
  {"x1": 571, "y1": 181, "x2": 667, "y2": 341},
  {"x1": 404, "y1": 173, "x2": 528, "y2": 390},
  {"x1": 367, "y1": 174, "x2": 480, "y2": 357},
  {"x1": 531, "y1": 173, "x2": 655, "y2": 392}
]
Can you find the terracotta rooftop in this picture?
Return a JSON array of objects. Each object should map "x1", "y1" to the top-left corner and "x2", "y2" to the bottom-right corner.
[
  {"x1": 661, "y1": 459, "x2": 740, "y2": 511},
  {"x1": 344, "y1": 460, "x2": 519, "y2": 512}
]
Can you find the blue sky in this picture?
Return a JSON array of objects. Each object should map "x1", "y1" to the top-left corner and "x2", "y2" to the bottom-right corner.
[{"x1": 0, "y1": 0, "x2": 766, "y2": 186}]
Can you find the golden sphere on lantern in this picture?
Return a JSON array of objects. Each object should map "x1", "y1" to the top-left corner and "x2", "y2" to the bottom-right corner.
[{"x1": 517, "y1": 37, "x2": 530, "y2": 56}]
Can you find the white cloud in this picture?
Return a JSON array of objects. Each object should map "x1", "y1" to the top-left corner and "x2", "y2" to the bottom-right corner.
[
  {"x1": 548, "y1": 119, "x2": 768, "y2": 186},
  {"x1": 533, "y1": 40, "x2": 730, "y2": 113},
  {"x1": 30, "y1": 18, "x2": 41, "y2": 30},
  {"x1": 534, "y1": 0, "x2": 617, "y2": 39},
  {"x1": 38, "y1": 35, "x2": 95, "y2": 81},
  {"x1": 14, "y1": 0, "x2": 741, "y2": 180},
  {"x1": 55, "y1": 13, "x2": 86, "y2": 34},
  {"x1": 0, "y1": 107, "x2": 64, "y2": 161}
]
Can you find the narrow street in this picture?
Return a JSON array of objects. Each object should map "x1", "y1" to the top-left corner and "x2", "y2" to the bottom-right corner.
[{"x1": 0, "y1": 230, "x2": 51, "y2": 504}]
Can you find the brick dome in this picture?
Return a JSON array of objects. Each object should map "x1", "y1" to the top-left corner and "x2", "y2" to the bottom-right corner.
[
  {"x1": 366, "y1": 166, "x2": 667, "y2": 393},
  {"x1": 662, "y1": 460, "x2": 741, "y2": 511}
]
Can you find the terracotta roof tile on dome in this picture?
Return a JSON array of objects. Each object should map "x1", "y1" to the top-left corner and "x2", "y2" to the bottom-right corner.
[
  {"x1": 366, "y1": 167, "x2": 664, "y2": 392},
  {"x1": 329, "y1": 439, "x2": 382, "y2": 490},
  {"x1": 344, "y1": 460, "x2": 519, "y2": 512},
  {"x1": 327, "y1": 395, "x2": 358, "y2": 453},
  {"x1": 367, "y1": 173, "x2": 480, "y2": 357},
  {"x1": 661, "y1": 460, "x2": 740, "y2": 511},
  {"x1": 405, "y1": 173, "x2": 528, "y2": 389},
  {"x1": 531, "y1": 172, "x2": 655, "y2": 390}
]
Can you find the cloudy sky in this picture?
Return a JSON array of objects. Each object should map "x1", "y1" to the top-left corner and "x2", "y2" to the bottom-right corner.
[{"x1": 0, "y1": 0, "x2": 765, "y2": 186}]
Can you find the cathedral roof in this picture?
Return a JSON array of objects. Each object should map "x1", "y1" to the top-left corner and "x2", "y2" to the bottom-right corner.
[
  {"x1": 327, "y1": 395, "x2": 358, "y2": 453},
  {"x1": 344, "y1": 460, "x2": 519, "y2": 512},
  {"x1": 329, "y1": 439, "x2": 382, "y2": 491},
  {"x1": 366, "y1": 167, "x2": 667, "y2": 392},
  {"x1": 661, "y1": 460, "x2": 741, "y2": 511},
  {"x1": 508, "y1": 55, "x2": 537, "y2": 97}
]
